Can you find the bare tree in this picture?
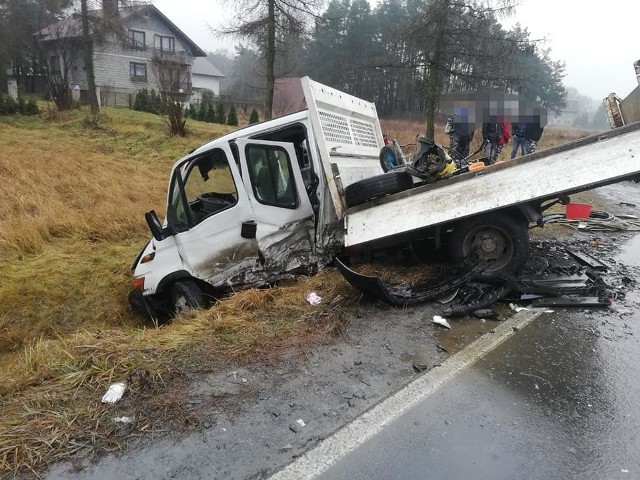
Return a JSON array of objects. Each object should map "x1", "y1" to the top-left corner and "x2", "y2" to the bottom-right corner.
[
  {"x1": 37, "y1": 12, "x2": 83, "y2": 110},
  {"x1": 150, "y1": 55, "x2": 190, "y2": 136},
  {"x1": 218, "y1": 0, "x2": 322, "y2": 120}
]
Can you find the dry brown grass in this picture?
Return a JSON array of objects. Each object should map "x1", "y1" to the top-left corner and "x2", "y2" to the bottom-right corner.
[
  {"x1": 379, "y1": 119, "x2": 592, "y2": 162},
  {"x1": 0, "y1": 107, "x2": 231, "y2": 351}
]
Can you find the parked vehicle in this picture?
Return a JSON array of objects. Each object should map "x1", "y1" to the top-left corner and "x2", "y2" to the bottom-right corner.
[{"x1": 129, "y1": 77, "x2": 640, "y2": 317}]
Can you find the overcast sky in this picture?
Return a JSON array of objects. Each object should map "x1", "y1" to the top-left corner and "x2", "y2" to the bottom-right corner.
[{"x1": 152, "y1": 0, "x2": 640, "y2": 101}]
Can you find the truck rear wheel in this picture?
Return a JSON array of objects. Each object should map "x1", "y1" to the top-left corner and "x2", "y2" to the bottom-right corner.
[
  {"x1": 171, "y1": 280, "x2": 205, "y2": 315},
  {"x1": 449, "y1": 213, "x2": 529, "y2": 279},
  {"x1": 344, "y1": 172, "x2": 414, "y2": 208}
]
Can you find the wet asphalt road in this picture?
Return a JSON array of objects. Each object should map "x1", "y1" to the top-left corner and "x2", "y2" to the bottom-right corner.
[{"x1": 316, "y1": 190, "x2": 640, "y2": 480}]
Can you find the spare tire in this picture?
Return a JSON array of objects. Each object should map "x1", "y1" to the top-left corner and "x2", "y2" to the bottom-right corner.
[{"x1": 345, "y1": 172, "x2": 414, "y2": 208}]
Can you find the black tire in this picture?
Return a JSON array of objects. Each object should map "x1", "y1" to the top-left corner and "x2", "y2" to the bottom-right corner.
[
  {"x1": 344, "y1": 172, "x2": 414, "y2": 208},
  {"x1": 171, "y1": 280, "x2": 205, "y2": 315},
  {"x1": 449, "y1": 213, "x2": 529, "y2": 279}
]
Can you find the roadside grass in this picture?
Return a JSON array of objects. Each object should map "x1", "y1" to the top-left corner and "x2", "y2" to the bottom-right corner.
[
  {"x1": 1, "y1": 107, "x2": 597, "y2": 476},
  {"x1": 1, "y1": 269, "x2": 359, "y2": 477}
]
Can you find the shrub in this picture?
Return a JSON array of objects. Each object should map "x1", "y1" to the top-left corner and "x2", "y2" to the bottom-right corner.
[
  {"x1": 227, "y1": 104, "x2": 238, "y2": 126},
  {"x1": 133, "y1": 88, "x2": 149, "y2": 112},
  {"x1": 205, "y1": 104, "x2": 215, "y2": 123},
  {"x1": 198, "y1": 102, "x2": 207, "y2": 121},
  {"x1": 5, "y1": 95, "x2": 18, "y2": 115},
  {"x1": 25, "y1": 98, "x2": 40, "y2": 115},
  {"x1": 216, "y1": 103, "x2": 226, "y2": 124},
  {"x1": 189, "y1": 103, "x2": 198, "y2": 119},
  {"x1": 249, "y1": 108, "x2": 259, "y2": 124},
  {"x1": 201, "y1": 88, "x2": 214, "y2": 105}
]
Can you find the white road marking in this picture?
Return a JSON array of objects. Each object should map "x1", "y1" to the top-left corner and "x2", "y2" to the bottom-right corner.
[{"x1": 268, "y1": 310, "x2": 544, "y2": 480}]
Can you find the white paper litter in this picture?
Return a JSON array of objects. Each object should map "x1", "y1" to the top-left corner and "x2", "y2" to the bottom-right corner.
[
  {"x1": 114, "y1": 416, "x2": 134, "y2": 424},
  {"x1": 305, "y1": 292, "x2": 322, "y2": 305},
  {"x1": 296, "y1": 418, "x2": 306, "y2": 427},
  {"x1": 101, "y1": 382, "x2": 126, "y2": 404},
  {"x1": 509, "y1": 303, "x2": 530, "y2": 313},
  {"x1": 432, "y1": 315, "x2": 452, "y2": 329}
]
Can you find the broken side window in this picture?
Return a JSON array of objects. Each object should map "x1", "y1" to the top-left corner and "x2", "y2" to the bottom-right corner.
[
  {"x1": 246, "y1": 145, "x2": 298, "y2": 209},
  {"x1": 182, "y1": 149, "x2": 238, "y2": 225}
]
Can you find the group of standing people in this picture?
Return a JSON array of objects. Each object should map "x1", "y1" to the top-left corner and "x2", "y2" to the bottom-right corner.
[{"x1": 445, "y1": 111, "x2": 545, "y2": 165}]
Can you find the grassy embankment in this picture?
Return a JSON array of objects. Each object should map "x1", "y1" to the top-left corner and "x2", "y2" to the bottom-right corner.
[
  {"x1": 0, "y1": 107, "x2": 359, "y2": 476},
  {"x1": 0, "y1": 107, "x2": 590, "y2": 476}
]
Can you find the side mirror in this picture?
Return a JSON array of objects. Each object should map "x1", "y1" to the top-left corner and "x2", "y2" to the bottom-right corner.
[{"x1": 145, "y1": 210, "x2": 169, "y2": 241}]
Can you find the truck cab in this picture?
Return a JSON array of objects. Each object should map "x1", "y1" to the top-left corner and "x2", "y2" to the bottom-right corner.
[{"x1": 130, "y1": 77, "x2": 387, "y2": 315}]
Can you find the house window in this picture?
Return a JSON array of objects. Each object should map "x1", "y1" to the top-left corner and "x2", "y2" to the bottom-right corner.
[
  {"x1": 154, "y1": 35, "x2": 175, "y2": 53},
  {"x1": 130, "y1": 62, "x2": 147, "y2": 81},
  {"x1": 129, "y1": 30, "x2": 146, "y2": 49}
]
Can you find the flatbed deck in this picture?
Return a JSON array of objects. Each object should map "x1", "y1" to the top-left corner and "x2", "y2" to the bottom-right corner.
[{"x1": 344, "y1": 122, "x2": 640, "y2": 247}]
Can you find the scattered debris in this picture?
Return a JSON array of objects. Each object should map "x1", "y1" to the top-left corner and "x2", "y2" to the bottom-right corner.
[
  {"x1": 472, "y1": 309, "x2": 497, "y2": 319},
  {"x1": 432, "y1": 316, "x2": 452, "y2": 329},
  {"x1": 436, "y1": 289, "x2": 459, "y2": 304},
  {"x1": 619, "y1": 202, "x2": 636, "y2": 207},
  {"x1": 340, "y1": 390, "x2": 354, "y2": 400},
  {"x1": 531, "y1": 297, "x2": 610, "y2": 308},
  {"x1": 567, "y1": 249, "x2": 609, "y2": 271},
  {"x1": 289, "y1": 419, "x2": 306, "y2": 433},
  {"x1": 305, "y1": 292, "x2": 322, "y2": 305},
  {"x1": 113, "y1": 416, "x2": 134, "y2": 424},
  {"x1": 101, "y1": 382, "x2": 126, "y2": 404},
  {"x1": 338, "y1": 229, "x2": 639, "y2": 321}
]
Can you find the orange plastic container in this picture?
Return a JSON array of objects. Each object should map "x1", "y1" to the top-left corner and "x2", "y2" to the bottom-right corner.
[
  {"x1": 469, "y1": 161, "x2": 485, "y2": 172},
  {"x1": 565, "y1": 203, "x2": 592, "y2": 219}
]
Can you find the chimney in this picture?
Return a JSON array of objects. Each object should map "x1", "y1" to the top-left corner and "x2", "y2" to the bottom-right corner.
[{"x1": 635, "y1": 59, "x2": 640, "y2": 87}]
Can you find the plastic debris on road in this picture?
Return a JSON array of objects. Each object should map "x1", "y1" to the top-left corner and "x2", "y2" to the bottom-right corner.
[
  {"x1": 305, "y1": 292, "x2": 322, "y2": 305},
  {"x1": 101, "y1": 382, "x2": 126, "y2": 404},
  {"x1": 432, "y1": 315, "x2": 452, "y2": 329}
]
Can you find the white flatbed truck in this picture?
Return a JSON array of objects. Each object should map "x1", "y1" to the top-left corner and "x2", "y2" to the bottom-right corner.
[{"x1": 129, "y1": 77, "x2": 640, "y2": 315}]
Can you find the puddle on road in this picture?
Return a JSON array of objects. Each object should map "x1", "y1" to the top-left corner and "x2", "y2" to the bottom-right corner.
[{"x1": 617, "y1": 234, "x2": 640, "y2": 268}]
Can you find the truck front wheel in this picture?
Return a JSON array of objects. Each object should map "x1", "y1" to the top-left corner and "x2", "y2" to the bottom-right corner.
[
  {"x1": 171, "y1": 280, "x2": 206, "y2": 315},
  {"x1": 449, "y1": 213, "x2": 529, "y2": 279}
]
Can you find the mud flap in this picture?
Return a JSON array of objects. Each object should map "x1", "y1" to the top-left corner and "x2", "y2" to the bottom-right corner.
[
  {"x1": 335, "y1": 258, "x2": 403, "y2": 305},
  {"x1": 335, "y1": 258, "x2": 484, "y2": 306}
]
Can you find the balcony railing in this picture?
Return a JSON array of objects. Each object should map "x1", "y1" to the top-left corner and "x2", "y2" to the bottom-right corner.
[{"x1": 152, "y1": 48, "x2": 191, "y2": 65}]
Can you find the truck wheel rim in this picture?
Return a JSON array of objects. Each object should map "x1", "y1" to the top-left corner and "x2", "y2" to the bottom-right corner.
[{"x1": 463, "y1": 226, "x2": 514, "y2": 272}]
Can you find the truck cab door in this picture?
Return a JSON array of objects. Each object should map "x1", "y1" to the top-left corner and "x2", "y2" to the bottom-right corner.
[
  {"x1": 235, "y1": 139, "x2": 316, "y2": 273},
  {"x1": 165, "y1": 144, "x2": 259, "y2": 285}
]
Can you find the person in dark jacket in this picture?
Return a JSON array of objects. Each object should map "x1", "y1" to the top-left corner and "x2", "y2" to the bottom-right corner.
[
  {"x1": 445, "y1": 108, "x2": 475, "y2": 164},
  {"x1": 511, "y1": 120, "x2": 528, "y2": 159},
  {"x1": 482, "y1": 116, "x2": 510, "y2": 164},
  {"x1": 524, "y1": 115, "x2": 544, "y2": 154}
]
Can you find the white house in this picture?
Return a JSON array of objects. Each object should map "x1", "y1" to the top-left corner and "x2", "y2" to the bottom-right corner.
[{"x1": 191, "y1": 57, "x2": 225, "y2": 102}]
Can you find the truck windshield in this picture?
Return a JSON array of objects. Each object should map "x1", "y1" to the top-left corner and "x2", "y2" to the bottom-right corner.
[{"x1": 167, "y1": 148, "x2": 238, "y2": 229}]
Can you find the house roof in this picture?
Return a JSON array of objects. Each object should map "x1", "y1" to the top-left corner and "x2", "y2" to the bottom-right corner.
[
  {"x1": 38, "y1": 4, "x2": 206, "y2": 57},
  {"x1": 192, "y1": 57, "x2": 225, "y2": 78}
]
